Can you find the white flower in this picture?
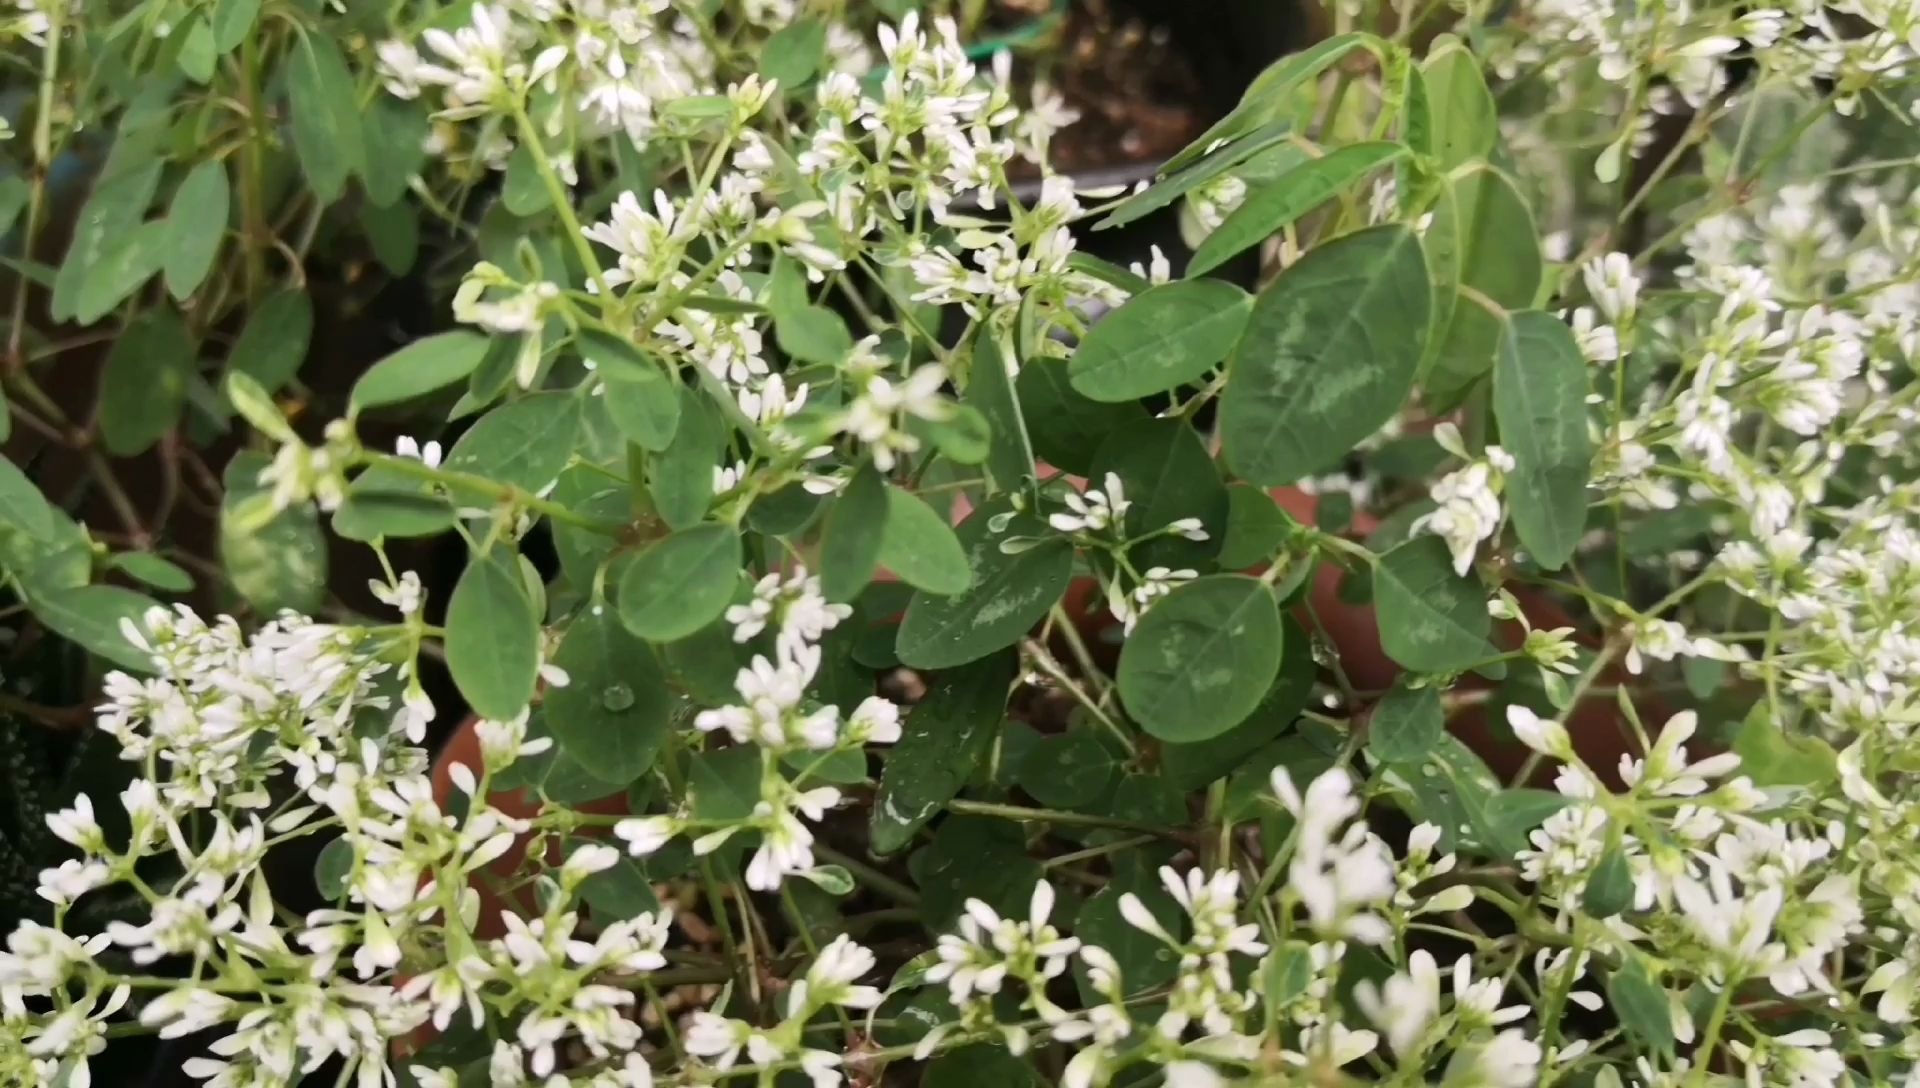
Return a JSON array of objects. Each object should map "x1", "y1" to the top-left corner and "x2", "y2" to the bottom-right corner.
[
  {"x1": 1355, "y1": 949, "x2": 1440, "y2": 1058},
  {"x1": 369, "y1": 570, "x2": 425, "y2": 618},
  {"x1": 845, "y1": 696, "x2": 903, "y2": 744},
  {"x1": 801, "y1": 934, "x2": 883, "y2": 1011},
  {"x1": 1049, "y1": 473, "x2": 1130, "y2": 534},
  {"x1": 1583, "y1": 251, "x2": 1642, "y2": 322},
  {"x1": 927, "y1": 880, "x2": 1081, "y2": 1005},
  {"x1": 614, "y1": 816, "x2": 677, "y2": 857},
  {"x1": 1506, "y1": 706, "x2": 1573, "y2": 759},
  {"x1": 1412, "y1": 460, "x2": 1505, "y2": 576}
]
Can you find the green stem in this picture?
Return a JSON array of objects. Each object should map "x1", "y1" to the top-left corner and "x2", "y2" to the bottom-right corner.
[
  {"x1": 946, "y1": 799, "x2": 1189, "y2": 842},
  {"x1": 360, "y1": 451, "x2": 623, "y2": 536},
  {"x1": 510, "y1": 100, "x2": 611, "y2": 300},
  {"x1": 1688, "y1": 983, "x2": 1735, "y2": 1086}
]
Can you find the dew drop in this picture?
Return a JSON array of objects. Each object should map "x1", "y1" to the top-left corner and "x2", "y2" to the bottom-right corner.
[{"x1": 601, "y1": 683, "x2": 635, "y2": 712}]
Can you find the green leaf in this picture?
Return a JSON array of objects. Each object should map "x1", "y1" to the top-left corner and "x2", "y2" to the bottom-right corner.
[
  {"x1": 762, "y1": 18, "x2": 827, "y2": 88},
  {"x1": 896, "y1": 502, "x2": 1073, "y2": 669},
  {"x1": 28, "y1": 585, "x2": 162, "y2": 673},
  {"x1": 1067, "y1": 280, "x2": 1251, "y2": 401},
  {"x1": 109, "y1": 552, "x2": 194, "y2": 594},
  {"x1": 967, "y1": 329, "x2": 1035, "y2": 496},
  {"x1": 775, "y1": 305, "x2": 853, "y2": 366},
  {"x1": 1607, "y1": 957, "x2": 1676, "y2": 1057},
  {"x1": 820, "y1": 463, "x2": 888, "y2": 602},
  {"x1": 443, "y1": 392, "x2": 581, "y2": 494},
  {"x1": 163, "y1": 161, "x2": 229, "y2": 300},
  {"x1": 1118, "y1": 575, "x2": 1283, "y2": 742},
  {"x1": 226, "y1": 288, "x2": 313, "y2": 394},
  {"x1": 871, "y1": 652, "x2": 1017, "y2": 853},
  {"x1": 0, "y1": 176, "x2": 29, "y2": 239},
  {"x1": 661, "y1": 618, "x2": 749, "y2": 705},
  {"x1": 1094, "y1": 120, "x2": 1296, "y2": 231},
  {"x1": 332, "y1": 465, "x2": 455, "y2": 541},
  {"x1": 1732, "y1": 702, "x2": 1838, "y2": 789},
  {"x1": 1161, "y1": 33, "x2": 1380, "y2": 174},
  {"x1": 1221, "y1": 224, "x2": 1431, "y2": 486},
  {"x1": 878, "y1": 487, "x2": 970, "y2": 596},
  {"x1": 591, "y1": 338, "x2": 681, "y2": 450},
  {"x1": 501, "y1": 144, "x2": 549, "y2": 217},
  {"x1": 1373, "y1": 536, "x2": 1494, "y2": 672},
  {"x1": 99, "y1": 309, "x2": 193, "y2": 457},
  {"x1": 650, "y1": 387, "x2": 724, "y2": 529},
  {"x1": 1160, "y1": 616, "x2": 1313, "y2": 790},
  {"x1": 923, "y1": 1047, "x2": 1040, "y2": 1088},
  {"x1": 351, "y1": 332, "x2": 491, "y2": 414},
  {"x1": 1422, "y1": 166, "x2": 1541, "y2": 407},
  {"x1": 286, "y1": 32, "x2": 364, "y2": 204},
  {"x1": 1494, "y1": 311, "x2": 1592, "y2": 570},
  {"x1": 688, "y1": 745, "x2": 762, "y2": 822},
  {"x1": 0, "y1": 457, "x2": 55, "y2": 541},
  {"x1": 73, "y1": 219, "x2": 168, "y2": 325},
  {"x1": 546, "y1": 608, "x2": 675, "y2": 784},
  {"x1": 617, "y1": 523, "x2": 742, "y2": 642},
  {"x1": 211, "y1": 0, "x2": 261, "y2": 51},
  {"x1": 1422, "y1": 37, "x2": 1498, "y2": 170},
  {"x1": 1367, "y1": 680, "x2": 1443, "y2": 763},
  {"x1": 663, "y1": 95, "x2": 733, "y2": 121},
  {"x1": 314, "y1": 838, "x2": 352, "y2": 900},
  {"x1": 1189, "y1": 142, "x2": 1408, "y2": 276},
  {"x1": 1016, "y1": 359, "x2": 1147, "y2": 476},
  {"x1": 223, "y1": 371, "x2": 294, "y2": 443},
  {"x1": 1017, "y1": 724, "x2": 1122, "y2": 808},
  {"x1": 175, "y1": 12, "x2": 216, "y2": 82},
  {"x1": 446, "y1": 551, "x2": 542, "y2": 721},
  {"x1": 51, "y1": 156, "x2": 163, "y2": 324},
  {"x1": 358, "y1": 197, "x2": 421, "y2": 276},
  {"x1": 1217, "y1": 483, "x2": 1297, "y2": 569},
  {"x1": 1585, "y1": 842, "x2": 1634, "y2": 918},
  {"x1": 913, "y1": 404, "x2": 991, "y2": 466},
  {"x1": 221, "y1": 452, "x2": 327, "y2": 614},
  {"x1": 361, "y1": 97, "x2": 430, "y2": 208},
  {"x1": 1092, "y1": 418, "x2": 1229, "y2": 570}
]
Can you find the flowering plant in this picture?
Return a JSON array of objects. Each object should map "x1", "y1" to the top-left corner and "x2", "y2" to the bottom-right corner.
[{"x1": 6, "y1": 0, "x2": 1920, "y2": 1087}]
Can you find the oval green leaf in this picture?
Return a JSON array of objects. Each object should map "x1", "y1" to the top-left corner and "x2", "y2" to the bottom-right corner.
[
  {"x1": 443, "y1": 392, "x2": 581, "y2": 495},
  {"x1": 163, "y1": 160, "x2": 229, "y2": 300},
  {"x1": 1493, "y1": 311, "x2": 1592, "y2": 570},
  {"x1": 601, "y1": 367, "x2": 682, "y2": 452},
  {"x1": 545, "y1": 607, "x2": 674, "y2": 784},
  {"x1": 819, "y1": 463, "x2": 888, "y2": 602},
  {"x1": 350, "y1": 332, "x2": 492, "y2": 414},
  {"x1": 1117, "y1": 575, "x2": 1284, "y2": 742},
  {"x1": 1367, "y1": 679, "x2": 1444, "y2": 763},
  {"x1": 870, "y1": 652, "x2": 1017, "y2": 854},
  {"x1": 99, "y1": 309, "x2": 193, "y2": 457},
  {"x1": 446, "y1": 550, "x2": 541, "y2": 721},
  {"x1": 1220, "y1": 224, "x2": 1431, "y2": 486},
  {"x1": 1373, "y1": 535, "x2": 1494, "y2": 673},
  {"x1": 896, "y1": 501, "x2": 1073, "y2": 670},
  {"x1": 617, "y1": 523, "x2": 742, "y2": 642},
  {"x1": 28, "y1": 585, "x2": 163, "y2": 674},
  {"x1": 1422, "y1": 165, "x2": 1542, "y2": 408},
  {"x1": 1067, "y1": 279, "x2": 1251, "y2": 401},
  {"x1": 877, "y1": 487, "x2": 970, "y2": 596},
  {"x1": 286, "y1": 33, "x2": 364, "y2": 203}
]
